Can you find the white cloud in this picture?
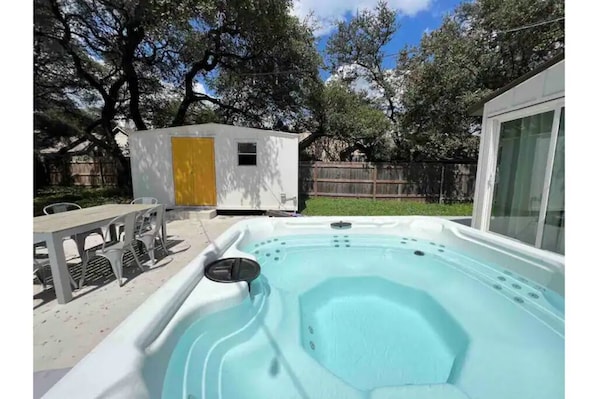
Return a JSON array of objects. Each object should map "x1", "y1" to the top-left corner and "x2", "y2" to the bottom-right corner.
[
  {"x1": 292, "y1": 0, "x2": 433, "y2": 36},
  {"x1": 193, "y1": 81, "x2": 207, "y2": 95}
]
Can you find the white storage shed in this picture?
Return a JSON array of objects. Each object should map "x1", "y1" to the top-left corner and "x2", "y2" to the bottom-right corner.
[
  {"x1": 469, "y1": 54, "x2": 564, "y2": 254},
  {"x1": 129, "y1": 123, "x2": 299, "y2": 211}
]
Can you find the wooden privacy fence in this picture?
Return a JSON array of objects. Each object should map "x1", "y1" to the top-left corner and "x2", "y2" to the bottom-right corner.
[
  {"x1": 47, "y1": 157, "x2": 121, "y2": 187},
  {"x1": 299, "y1": 162, "x2": 477, "y2": 202}
]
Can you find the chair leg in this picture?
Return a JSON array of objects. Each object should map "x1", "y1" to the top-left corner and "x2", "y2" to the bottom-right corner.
[
  {"x1": 145, "y1": 237, "x2": 156, "y2": 265},
  {"x1": 105, "y1": 253, "x2": 124, "y2": 286},
  {"x1": 158, "y1": 234, "x2": 166, "y2": 254},
  {"x1": 148, "y1": 247, "x2": 155, "y2": 266},
  {"x1": 93, "y1": 251, "x2": 125, "y2": 286},
  {"x1": 79, "y1": 256, "x2": 90, "y2": 289},
  {"x1": 136, "y1": 236, "x2": 154, "y2": 265},
  {"x1": 68, "y1": 270, "x2": 78, "y2": 289},
  {"x1": 35, "y1": 269, "x2": 47, "y2": 290},
  {"x1": 73, "y1": 234, "x2": 87, "y2": 264},
  {"x1": 130, "y1": 245, "x2": 144, "y2": 272}
]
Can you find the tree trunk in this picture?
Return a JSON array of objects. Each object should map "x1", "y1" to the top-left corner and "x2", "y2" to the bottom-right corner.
[
  {"x1": 171, "y1": 97, "x2": 192, "y2": 127},
  {"x1": 123, "y1": 60, "x2": 147, "y2": 131},
  {"x1": 121, "y1": 16, "x2": 147, "y2": 131},
  {"x1": 101, "y1": 123, "x2": 131, "y2": 192}
]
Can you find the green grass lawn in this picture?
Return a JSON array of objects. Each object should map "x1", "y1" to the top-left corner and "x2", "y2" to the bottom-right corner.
[
  {"x1": 301, "y1": 197, "x2": 473, "y2": 216},
  {"x1": 34, "y1": 188, "x2": 473, "y2": 217},
  {"x1": 34, "y1": 186, "x2": 131, "y2": 216}
]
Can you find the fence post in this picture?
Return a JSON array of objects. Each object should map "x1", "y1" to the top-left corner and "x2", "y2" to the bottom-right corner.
[
  {"x1": 439, "y1": 164, "x2": 445, "y2": 204},
  {"x1": 313, "y1": 163, "x2": 319, "y2": 197},
  {"x1": 372, "y1": 164, "x2": 377, "y2": 200}
]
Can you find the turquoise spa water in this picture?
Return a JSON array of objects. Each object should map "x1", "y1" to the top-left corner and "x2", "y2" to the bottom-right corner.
[{"x1": 162, "y1": 234, "x2": 564, "y2": 399}]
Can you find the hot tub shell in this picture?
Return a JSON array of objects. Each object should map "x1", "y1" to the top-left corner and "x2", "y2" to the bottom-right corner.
[{"x1": 42, "y1": 216, "x2": 565, "y2": 399}]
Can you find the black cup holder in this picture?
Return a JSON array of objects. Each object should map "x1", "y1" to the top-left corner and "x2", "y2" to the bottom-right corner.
[
  {"x1": 331, "y1": 221, "x2": 352, "y2": 229},
  {"x1": 204, "y1": 258, "x2": 261, "y2": 291}
]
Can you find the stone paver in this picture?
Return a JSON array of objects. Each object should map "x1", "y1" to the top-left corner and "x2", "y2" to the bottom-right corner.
[{"x1": 33, "y1": 215, "x2": 257, "y2": 372}]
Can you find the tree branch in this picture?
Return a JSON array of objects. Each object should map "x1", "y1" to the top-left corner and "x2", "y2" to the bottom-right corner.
[
  {"x1": 48, "y1": 0, "x2": 110, "y2": 100},
  {"x1": 299, "y1": 129, "x2": 329, "y2": 151},
  {"x1": 119, "y1": 3, "x2": 148, "y2": 130}
]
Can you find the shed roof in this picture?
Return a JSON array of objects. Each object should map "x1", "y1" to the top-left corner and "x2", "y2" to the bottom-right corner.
[
  {"x1": 133, "y1": 123, "x2": 300, "y2": 139},
  {"x1": 468, "y1": 52, "x2": 565, "y2": 116}
]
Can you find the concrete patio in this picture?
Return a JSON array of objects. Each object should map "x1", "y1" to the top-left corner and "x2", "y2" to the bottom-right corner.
[{"x1": 33, "y1": 214, "x2": 258, "y2": 375}]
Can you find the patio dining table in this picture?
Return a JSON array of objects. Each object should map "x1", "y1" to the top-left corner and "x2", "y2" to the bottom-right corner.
[{"x1": 33, "y1": 203, "x2": 167, "y2": 304}]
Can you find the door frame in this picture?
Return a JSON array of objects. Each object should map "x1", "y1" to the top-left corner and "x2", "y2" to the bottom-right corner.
[{"x1": 476, "y1": 99, "x2": 564, "y2": 246}]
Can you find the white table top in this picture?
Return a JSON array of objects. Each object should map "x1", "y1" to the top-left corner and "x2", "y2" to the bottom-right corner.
[{"x1": 33, "y1": 204, "x2": 156, "y2": 234}]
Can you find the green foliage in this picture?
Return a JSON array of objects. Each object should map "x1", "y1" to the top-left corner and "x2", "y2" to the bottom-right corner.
[
  {"x1": 397, "y1": 0, "x2": 564, "y2": 160},
  {"x1": 326, "y1": 2, "x2": 397, "y2": 72},
  {"x1": 34, "y1": 0, "x2": 321, "y2": 135},
  {"x1": 33, "y1": 186, "x2": 131, "y2": 216},
  {"x1": 297, "y1": 2, "x2": 401, "y2": 160},
  {"x1": 34, "y1": 106, "x2": 96, "y2": 147},
  {"x1": 301, "y1": 197, "x2": 473, "y2": 216},
  {"x1": 212, "y1": 10, "x2": 322, "y2": 128},
  {"x1": 321, "y1": 82, "x2": 392, "y2": 160},
  {"x1": 34, "y1": 0, "x2": 565, "y2": 167},
  {"x1": 148, "y1": 100, "x2": 223, "y2": 128},
  {"x1": 326, "y1": 1, "x2": 401, "y2": 124},
  {"x1": 323, "y1": 0, "x2": 564, "y2": 162}
]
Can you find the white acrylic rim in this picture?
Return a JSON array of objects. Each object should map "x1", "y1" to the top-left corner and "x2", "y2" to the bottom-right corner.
[{"x1": 42, "y1": 216, "x2": 564, "y2": 399}]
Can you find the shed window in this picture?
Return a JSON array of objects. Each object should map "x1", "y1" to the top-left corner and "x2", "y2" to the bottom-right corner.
[{"x1": 238, "y1": 142, "x2": 257, "y2": 166}]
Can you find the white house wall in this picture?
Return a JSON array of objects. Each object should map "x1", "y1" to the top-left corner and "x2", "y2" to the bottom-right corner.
[
  {"x1": 484, "y1": 61, "x2": 564, "y2": 118},
  {"x1": 129, "y1": 124, "x2": 298, "y2": 210},
  {"x1": 129, "y1": 131, "x2": 171, "y2": 205},
  {"x1": 472, "y1": 60, "x2": 564, "y2": 230}
]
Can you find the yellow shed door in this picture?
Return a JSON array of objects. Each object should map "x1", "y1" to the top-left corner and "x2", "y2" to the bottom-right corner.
[{"x1": 171, "y1": 137, "x2": 216, "y2": 206}]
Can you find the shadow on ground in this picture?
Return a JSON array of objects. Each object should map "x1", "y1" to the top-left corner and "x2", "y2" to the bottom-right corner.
[{"x1": 33, "y1": 237, "x2": 187, "y2": 310}]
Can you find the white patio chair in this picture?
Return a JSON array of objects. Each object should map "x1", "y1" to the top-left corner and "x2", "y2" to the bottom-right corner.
[
  {"x1": 42, "y1": 202, "x2": 81, "y2": 214},
  {"x1": 130, "y1": 198, "x2": 159, "y2": 234},
  {"x1": 135, "y1": 205, "x2": 166, "y2": 265},
  {"x1": 43, "y1": 202, "x2": 104, "y2": 263},
  {"x1": 116, "y1": 200, "x2": 159, "y2": 240},
  {"x1": 33, "y1": 243, "x2": 78, "y2": 291},
  {"x1": 79, "y1": 212, "x2": 144, "y2": 288},
  {"x1": 33, "y1": 257, "x2": 49, "y2": 290}
]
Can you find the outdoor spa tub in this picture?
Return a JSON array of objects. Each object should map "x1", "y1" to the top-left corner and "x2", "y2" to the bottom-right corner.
[{"x1": 43, "y1": 216, "x2": 565, "y2": 399}]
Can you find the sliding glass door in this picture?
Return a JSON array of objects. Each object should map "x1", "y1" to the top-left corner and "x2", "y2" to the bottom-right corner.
[
  {"x1": 540, "y1": 109, "x2": 565, "y2": 254},
  {"x1": 488, "y1": 105, "x2": 564, "y2": 254}
]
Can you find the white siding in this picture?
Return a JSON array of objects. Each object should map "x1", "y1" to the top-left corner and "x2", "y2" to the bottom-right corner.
[
  {"x1": 472, "y1": 59, "x2": 564, "y2": 241},
  {"x1": 129, "y1": 123, "x2": 299, "y2": 210},
  {"x1": 484, "y1": 60, "x2": 564, "y2": 118},
  {"x1": 471, "y1": 106, "x2": 492, "y2": 229}
]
